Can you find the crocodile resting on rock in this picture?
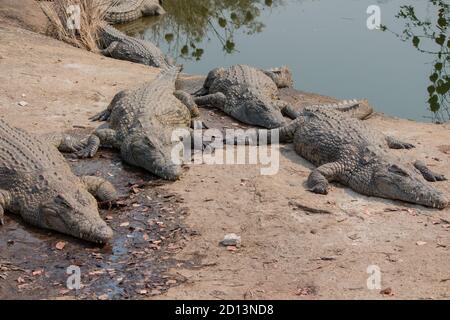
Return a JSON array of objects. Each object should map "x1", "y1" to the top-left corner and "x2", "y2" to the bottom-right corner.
[
  {"x1": 105, "y1": 0, "x2": 166, "y2": 24},
  {"x1": 75, "y1": 66, "x2": 200, "y2": 180},
  {"x1": 98, "y1": 22, "x2": 174, "y2": 69},
  {"x1": 0, "y1": 119, "x2": 118, "y2": 243},
  {"x1": 234, "y1": 106, "x2": 448, "y2": 209},
  {"x1": 194, "y1": 65, "x2": 373, "y2": 128}
]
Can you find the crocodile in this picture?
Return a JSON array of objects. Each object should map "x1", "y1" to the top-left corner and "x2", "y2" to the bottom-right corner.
[
  {"x1": 98, "y1": 22, "x2": 174, "y2": 69},
  {"x1": 193, "y1": 64, "x2": 373, "y2": 128},
  {"x1": 105, "y1": 0, "x2": 166, "y2": 24},
  {"x1": 0, "y1": 119, "x2": 118, "y2": 243},
  {"x1": 193, "y1": 64, "x2": 296, "y2": 129},
  {"x1": 74, "y1": 66, "x2": 200, "y2": 180},
  {"x1": 231, "y1": 106, "x2": 448, "y2": 209}
]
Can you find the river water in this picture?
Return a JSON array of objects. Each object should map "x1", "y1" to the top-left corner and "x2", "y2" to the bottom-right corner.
[{"x1": 118, "y1": 0, "x2": 449, "y2": 122}]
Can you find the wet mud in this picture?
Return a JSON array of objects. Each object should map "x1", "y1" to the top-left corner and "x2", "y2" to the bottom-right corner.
[{"x1": 0, "y1": 149, "x2": 198, "y2": 300}]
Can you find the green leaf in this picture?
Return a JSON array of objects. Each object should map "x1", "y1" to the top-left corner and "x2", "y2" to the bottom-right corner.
[
  {"x1": 224, "y1": 40, "x2": 235, "y2": 53},
  {"x1": 429, "y1": 101, "x2": 440, "y2": 112},
  {"x1": 436, "y1": 79, "x2": 450, "y2": 95},
  {"x1": 164, "y1": 33, "x2": 174, "y2": 43},
  {"x1": 181, "y1": 45, "x2": 189, "y2": 55},
  {"x1": 412, "y1": 36, "x2": 420, "y2": 48},
  {"x1": 430, "y1": 73, "x2": 439, "y2": 82},
  {"x1": 435, "y1": 62, "x2": 443, "y2": 71},
  {"x1": 218, "y1": 17, "x2": 227, "y2": 28},
  {"x1": 427, "y1": 85, "x2": 435, "y2": 95},
  {"x1": 265, "y1": 0, "x2": 273, "y2": 6},
  {"x1": 435, "y1": 34, "x2": 446, "y2": 46},
  {"x1": 428, "y1": 94, "x2": 438, "y2": 104},
  {"x1": 437, "y1": 17, "x2": 447, "y2": 28}
]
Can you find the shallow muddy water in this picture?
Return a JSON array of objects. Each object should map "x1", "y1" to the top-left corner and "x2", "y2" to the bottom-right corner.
[{"x1": 118, "y1": 0, "x2": 449, "y2": 122}]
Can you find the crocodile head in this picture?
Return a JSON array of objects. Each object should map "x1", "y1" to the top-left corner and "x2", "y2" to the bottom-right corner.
[
  {"x1": 265, "y1": 66, "x2": 294, "y2": 88},
  {"x1": 371, "y1": 162, "x2": 448, "y2": 209},
  {"x1": 122, "y1": 134, "x2": 182, "y2": 181},
  {"x1": 194, "y1": 67, "x2": 225, "y2": 96},
  {"x1": 39, "y1": 190, "x2": 113, "y2": 244},
  {"x1": 231, "y1": 86, "x2": 287, "y2": 129}
]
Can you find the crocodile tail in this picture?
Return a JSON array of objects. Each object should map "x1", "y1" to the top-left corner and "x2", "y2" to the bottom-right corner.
[
  {"x1": 251, "y1": 117, "x2": 302, "y2": 145},
  {"x1": 157, "y1": 65, "x2": 183, "y2": 82},
  {"x1": 306, "y1": 99, "x2": 373, "y2": 120}
]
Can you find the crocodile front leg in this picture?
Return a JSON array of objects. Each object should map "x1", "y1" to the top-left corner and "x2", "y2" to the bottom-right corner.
[
  {"x1": 174, "y1": 90, "x2": 200, "y2": 117},
  {"x1": 307, "y1": 162, "x2": 342, "y2": 195},
  {"x1": 81, "y1": 176, "x2": 118, "y2": 202},
  {"x1": 194, "y1": 92, "x2": 226, "y2": 110},
  {"x1": 0, "y1": 190, "x2": 12, "y2": 225},
  {"x1": 77, "y1": 129, "x2": 119, "y2": 158},
  {"x1": 386, "y1": 136, "x2": 415, "y2": 149},
  {"x1": 414, "y1": 161, "x2": 447, "y2": 182}
]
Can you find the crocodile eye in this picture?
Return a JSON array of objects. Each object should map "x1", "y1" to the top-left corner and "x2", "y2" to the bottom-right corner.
[
  {"x1": 55, "y1": 195, "x2": 72, "y2": 208},
  {"x1": 388, "y1": 164, "x2": 409, "y2": 177}
]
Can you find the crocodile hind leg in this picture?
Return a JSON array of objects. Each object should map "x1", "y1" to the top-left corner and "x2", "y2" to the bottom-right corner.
[
  {"x1": 45, "y1": 133, "x2": 89, "y2": 153},
  {"x1": 174, "y1": 90, "x2": 200, "y2": 117},
  {"x1": 77, "y1": 128, "x2": 119, "y2": 158},
  {"x1": 0, "y1": 190, "x2": 12, "y2": 225},
  {"x1": 307, "y1": 162, "x2": 342, "y2": 195},
  {"x1": 194, "y1": 92, "x2": 226, "y2": 110},
  {"x1": 80, "y1": 176, "x2": 118, "y2": 202},
  {"x1": 414, "y1": 161, "x2": 447, "y2": 182},
  {"x1": 90, "y1": 90, "x2": 128, "y2": 122},
  {"x1": 386, "y1": 136, "x2": 415, "y2": 149}
]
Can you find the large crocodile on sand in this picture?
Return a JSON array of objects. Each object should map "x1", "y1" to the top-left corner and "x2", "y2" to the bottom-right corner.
[
  {"x1": 193, "y1": 64, "x2": 373, "y2": 128},
  {"x1": 75, "y1": 66, "x2": 200, "y2": 180},
  {"x1": 0, "y1": 119, "x2": 118, "y2": 243},
  {"x1": 98, "y1": 22, "x2": 174, "y2": 69},
  {"x1": 232, "y1": 106, "x2": 448, "y2": 209},
  {"x1": 105, "y1": 0, "x2": 166, "y2": 24}
]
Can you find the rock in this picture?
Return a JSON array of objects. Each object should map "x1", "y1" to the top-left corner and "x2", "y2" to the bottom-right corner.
[
  {"x1": 18, "y1": 101, "x2": 28, "y2": 107},
  {"x1": 380, "y1": 287, "x2": 394, "y2": 296},
  {"x1": 220, "y1": 233, "x2": 241, "y2": 247},
  {"x1": 55, "y1": 241, "x2": 66, "y2": 250}
]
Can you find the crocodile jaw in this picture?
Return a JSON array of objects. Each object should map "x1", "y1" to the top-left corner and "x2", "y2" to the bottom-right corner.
[{"x1": 371, "y1": 164, "x2": 448, "y2": 209}]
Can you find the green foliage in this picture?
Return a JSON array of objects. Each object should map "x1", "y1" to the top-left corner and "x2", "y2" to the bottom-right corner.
[{"x1": 382, "y1": 0, "x2": 449, "y2": 122}]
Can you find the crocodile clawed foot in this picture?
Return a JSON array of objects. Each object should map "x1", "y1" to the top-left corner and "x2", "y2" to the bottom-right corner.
[
  {"x1": 76, "y1": 148, "x2": 96, "y2": 159},
  {"x1": 423, "y1": 171, "x2": 447, "y2": 182},
  {"x1": 309, "y1": 184, "x2": 330, "y2": 195},
  {"x1": 387, "y1": 137, "x2": 415, "y2": 149},
  {"x1": 414, "y1": 160, "x2": 447, "y2": 182},
  {"x1": 400, "y1": 142, "x2": 415, "y2": 149},
  {"x1": 89, "y1": 110, "x2": 110, "y2": 122}
]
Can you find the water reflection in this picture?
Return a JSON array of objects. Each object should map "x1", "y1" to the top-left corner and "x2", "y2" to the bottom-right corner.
[
  {"x1": 117, "y1": 0, "x2": 282, "y2": 61},
  {"x1": 382, "y1": 0, "x2": 449, "y2": 122}
]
